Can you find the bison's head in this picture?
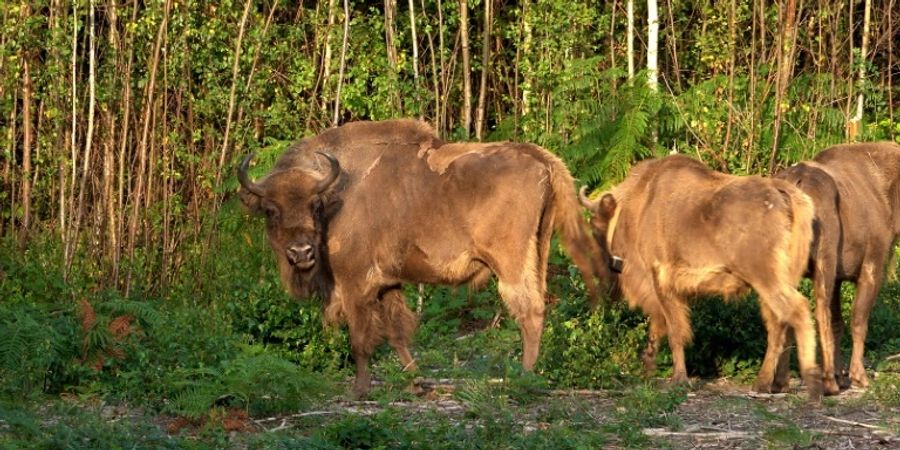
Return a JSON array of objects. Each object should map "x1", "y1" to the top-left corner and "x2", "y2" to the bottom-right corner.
[
  {"x1": 580, "y1": 187, "x2": 623, "y2": 297},
  {"x1": 239, "y1": 152, "x2": 341, "y2": 299}
]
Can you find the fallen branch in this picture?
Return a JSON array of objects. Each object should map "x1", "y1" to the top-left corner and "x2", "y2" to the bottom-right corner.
[
  {"x1": 642, "y1": 428, "x2": 758, "y2": 439},
  {"x1": 744, "y1": 392, "x2": 787, "y2": 399},
  {"x1": 254, "y1": 410, "x2": 341, "y2": 429},
  {"x1": 822, "y1": 415, "x2": 890, "y2": 432}
]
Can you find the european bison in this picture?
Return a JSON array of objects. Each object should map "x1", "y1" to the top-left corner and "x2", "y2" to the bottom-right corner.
[
  {"x1": 238, "y1": 120, "x2": 605, "y2": 398},
  {"x1": 580, "y1": 154, "x2": 823, "y2": 400},
  {"x1": 775, "y1": 141, "x2": 900, "y2": 395}
]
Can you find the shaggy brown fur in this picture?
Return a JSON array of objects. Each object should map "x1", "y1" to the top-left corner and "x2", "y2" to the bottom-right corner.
[
  {"x1": 775, "y1": 141, "x2": 900, "y2": 395},
  {"x1": 581, "y1": 154, "x2": 822, "y2": 401},
  {"x1": 239, "y1": 120, "x2": 606, "y2": 398}
]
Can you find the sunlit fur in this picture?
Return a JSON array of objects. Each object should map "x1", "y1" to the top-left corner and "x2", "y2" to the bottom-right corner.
[
  {"x1": 240, "y1": 120, "x2": 607, "y2": 398},
  {"x1": 775, "y1": 141, "x2": 900, "y2": 395},
  {"x1": 583, "y1": 154, "x2": 822, "y2": 401}
]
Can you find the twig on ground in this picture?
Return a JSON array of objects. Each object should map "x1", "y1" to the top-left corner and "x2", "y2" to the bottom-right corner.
[
  {"x1": 255, "y1": 410, "x2": 341, "y2": 432},
  {"x1": 642, "y1": 428, "x2": 758, "y2": 439},
  {"x1": 822, "y1": 415, "x2": 889, "y2": 432},
  {"x1": 744, "y1": 392, "x2": 787, "y2": 399}
]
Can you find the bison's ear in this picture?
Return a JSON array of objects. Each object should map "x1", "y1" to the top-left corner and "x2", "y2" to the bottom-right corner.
[
  {"x1": 598, "y1": 193, "x2": 617, "y2": 219},
  {"x1": 239, "y1": 188, "x2": 263, "y2": 214}
]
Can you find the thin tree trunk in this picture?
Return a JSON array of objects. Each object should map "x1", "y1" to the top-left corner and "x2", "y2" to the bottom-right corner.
[
  {"x1": 627, "y1": 0, "x2": 635, "y2": 79},
  {"x1": 19, "y1": 4, "x2": 33, "y2": 244},
  {"x1": 459, "y1": 0, "x2": 471, "y2": 137},
  {"x1": 125, "y1": 0, "x2": 171, "y2": 295},
  {"x1": 521, "y1": 1, "x2": 532, "y2": 122},
  {"x1": 767, "y1": 0, "x2": 798, "y2": 173},
  {"x1": 384, "y1": 0, "x2": 398, "y2": 69},
  {"x1": 103, "y1": 0, "x2": 119, "y2": 268},
  {"x1": 474, "y1": 0, "x2": 491, "y2": 140},
  {"x1": 321, "y1": 0, "x2": 336, "y2": 113},
  {"x1": 66, "y1": 0, "x2": 98, "y2": 273},
  {"x1": 216, "y1": 0, "x2": 253, "y2": 197},
  {"x1": 723, "y1": 0, "x2": 737, "y2": 162},
  {"x1": 848, "y1": 0, "x2": 871, "y2": 139},
  {"x1": 610, "y1": 0, "x2": 617, "y2": 79},
  {"x1": 333, "y1": 0, "x2": 350, "y2": 125},
  {"x1": 421, "y1": 0, "x2": 440, "y2": 126},
  {"x1": 384, "y1": 0, "x2": 401, "y2": 111},
  {"x1": 889, "y1": 0, "x2": 895, "y2": 140},
  {"x1": 437, "y1": 0, "x2": 447, "y2": 135},
  {"x1": 408, "y1": 0, "x2": 421, "y2": 118},
  {"x1": 647, "y1": 0, "x2": 658, "y2": 91},
  {"x1": 115, "y1": 0, "x2": 140, "y2": 285},
  {"x1": 6, "y1": 91, "x2": 17, "y2": 234},
  {"x1": 235, "y1": 1, "x2": 278, "y2": 134},
  {"x1": 666, "y1": 0, "x2": 682, "y2": 88}
]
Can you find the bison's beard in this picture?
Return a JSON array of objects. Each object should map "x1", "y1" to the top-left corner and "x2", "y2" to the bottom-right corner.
[{"x1": 275, "y1": 248, "x2": 333, "y2": 302}]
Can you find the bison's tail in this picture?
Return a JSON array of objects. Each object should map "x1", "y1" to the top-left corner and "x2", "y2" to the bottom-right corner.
[
  {"x1": 777, "y1": 182, "x2": 816, "y2": 285},
  {"x1": 541, "y1": 150, "x2": 609, "y2": 301}
]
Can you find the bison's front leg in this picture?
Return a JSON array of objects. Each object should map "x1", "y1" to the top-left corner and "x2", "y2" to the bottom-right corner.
[
  {"x1": 380, "y1": 289, "x2": 418, "y2": 371},
  {"x1": 848, "y1": 260, "x2": 885, "y2": 389},
  {"x1": 655, "y1": 291, "x2": 691, "y2": 385},
  {"x1": 345, "y1": 295, "x2": 382, "y2": 399},
  {"x1": 641, "y1": 313, "x2": 666, "y2": 375}
]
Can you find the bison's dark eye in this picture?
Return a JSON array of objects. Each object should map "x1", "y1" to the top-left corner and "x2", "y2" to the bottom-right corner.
[{"x1": 264, "y1": 205, "x2": 279, "y2": 220}]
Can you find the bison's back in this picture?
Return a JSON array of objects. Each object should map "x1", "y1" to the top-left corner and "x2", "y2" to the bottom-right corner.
[
  {"x1": 813, "y1": 142, "x2": 900, "y2": 236},
  {"x1": 615, "y1": 156, "x2": 809, "y2": 295},
  {"x1": 275, "y1": 119, "x2": 441, "y2": 175}
]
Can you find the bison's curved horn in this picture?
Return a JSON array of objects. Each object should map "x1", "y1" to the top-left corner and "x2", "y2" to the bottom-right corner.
[
  {"x1": 314, "y1": 151, "x2": 341, "y2": 193},
  {"x1": 579, "y1": 185, "x2": 597, "y2": 209},
  {"x1": 238, "y1": 153, "x2": 266, "y2": 197}
]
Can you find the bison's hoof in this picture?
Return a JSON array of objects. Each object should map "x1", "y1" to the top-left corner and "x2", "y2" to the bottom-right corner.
[
  {"x1": 837, "y1": 372, "x2": 852, "y2": 390},
  {"x1": 802, "y1": 369, "x2": 824, "y2": 403},
  {"x1": 753, "y1": 380, "x2": 773, "y2": 394},
  {"x1": 349, "y1": 379, "x2": 372, "y2": 400},
  {"x1": 641, "y1": 358, "x2": 657, "y2": 376},
  {"x1": 771, "y1": 372, "x2": 791, "y2": 394},
  {"x1": 669, "y1": 373, "x2": 690, "y2": 387},
  {"x1": 822, "y1": 376, "x2": 841, "y2": 396},
  {"x1": 849, "y1": 371, "x2": 870, "y2": 388}
]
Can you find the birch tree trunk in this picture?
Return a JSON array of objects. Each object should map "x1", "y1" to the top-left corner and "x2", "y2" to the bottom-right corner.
[
  {"x1": 459, "y1": 0, "x2": 472, "y2": 137},
  {"x1": 647, "y1": 0, "x2": 658, "y2": 91},
  {"x1": 627, "y1": 0, "x2": 635, "y2": 79}
]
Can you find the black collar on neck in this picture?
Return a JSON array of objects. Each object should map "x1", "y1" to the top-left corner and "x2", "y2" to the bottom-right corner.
[{"x1": 610, "y1": 255, "x2": 624, "y2": 273}]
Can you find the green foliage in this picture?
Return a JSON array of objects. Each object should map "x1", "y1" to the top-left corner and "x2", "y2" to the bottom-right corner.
[
  {"x1": 604, "y1": 384, "x2": 687, "y2": 447},
  {"x1": 164, "y1": 348, "x2": 335, "y2": 419},
  {"x1": 0, "y1": 302, "x2": 77, "y2": 398},
  {"x1": 0, "y1": 401, "x2": 192, "y2": 450},
  {"x1": 539, "y1": 275, "x2": 647, "y2": 387},
  {"x1": 684, "y1": 296, "x2": 767, "y2": 379}
]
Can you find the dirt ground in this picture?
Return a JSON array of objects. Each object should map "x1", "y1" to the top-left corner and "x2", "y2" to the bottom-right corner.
[{"x1": 233, "y1": 377, "x2": 899, "y2": 449}]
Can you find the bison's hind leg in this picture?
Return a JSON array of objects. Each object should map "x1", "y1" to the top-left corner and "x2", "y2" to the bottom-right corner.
[
  {"x1": 756, "y1": 287, "x2": 823, "y2": 402},
  {"x1": 498, "y1": 280, "x2": 545, "y2": 371},
  {"x1": 379, "y1": 288, "x2": 419, "y2": 372}
]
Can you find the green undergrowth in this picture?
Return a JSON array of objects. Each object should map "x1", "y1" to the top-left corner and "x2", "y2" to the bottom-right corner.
[{"x1": 2, "y1": 217, "x2": 900, "y2": 448}]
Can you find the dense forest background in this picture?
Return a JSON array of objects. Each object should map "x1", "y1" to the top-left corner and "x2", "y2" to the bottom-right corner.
[{"x1": 1, "y1": 1, "x2": 899, "y2": 447}]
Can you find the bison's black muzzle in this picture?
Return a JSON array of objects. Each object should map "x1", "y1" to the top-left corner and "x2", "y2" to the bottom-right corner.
[{"x1": 286, "y1": 244, "x2": 315, "y2": 269}]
